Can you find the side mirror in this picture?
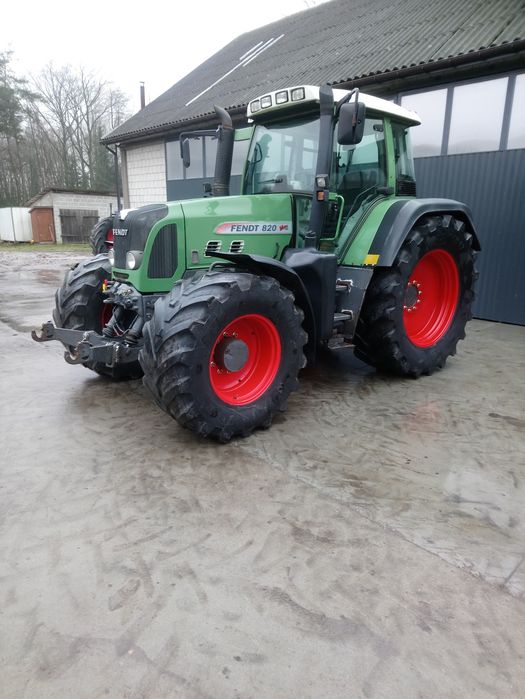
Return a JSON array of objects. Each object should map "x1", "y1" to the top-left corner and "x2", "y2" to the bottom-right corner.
[
  {"x1": 181, "y1": 138, "x2": 191, "y2": 168},
  {"x1": 337, "y1": 102, "x2": 366, "y2": 145}
]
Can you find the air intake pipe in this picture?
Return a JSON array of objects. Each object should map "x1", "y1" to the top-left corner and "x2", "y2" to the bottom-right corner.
[{"x1": 212, "y1": 105, "x2": 234, "y2": 197}]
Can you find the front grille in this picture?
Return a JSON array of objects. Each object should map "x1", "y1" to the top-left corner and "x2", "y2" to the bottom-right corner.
[
  {"x1": 113, "y1": 204, "x2": 168, "y2": 268},
  {"x1": 148, "y1": 224, "x2": 178, "y2": 278}
]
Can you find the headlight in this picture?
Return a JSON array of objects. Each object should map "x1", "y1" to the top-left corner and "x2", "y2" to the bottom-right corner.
[
  {"x1": 108, "y1": 248, "x2": 115, "y2": 266},
  {"x1": 126, "y1": 250, "x2": 143, "y2": 270}
]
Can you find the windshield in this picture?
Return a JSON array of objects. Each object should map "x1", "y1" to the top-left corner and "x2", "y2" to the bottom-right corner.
[{"x1": 243, "y1": 116, "x2": 320, "y2": 194}]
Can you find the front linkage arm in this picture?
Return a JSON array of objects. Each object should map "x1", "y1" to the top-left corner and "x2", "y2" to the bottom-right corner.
[{"x1": 32, "y1": 322, "x2": 141, "y2": 368}]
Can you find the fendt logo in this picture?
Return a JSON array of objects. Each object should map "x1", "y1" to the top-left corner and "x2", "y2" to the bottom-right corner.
[
  {"x1": 113, "y1": 228, "x2": 128, "y2": 237},
  {"x1": 214, "y1": 221, "x2": 291, "y2": 234}
]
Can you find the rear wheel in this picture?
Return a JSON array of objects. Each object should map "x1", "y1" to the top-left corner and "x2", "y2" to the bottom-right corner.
[
  {"x1": 89, "y1": 217, "x2": 114, "y2": 255},
  {"x1": 54, "y1": 254, "x2": 142, "y2": 379},
  {"x1": 354, "y1": 215, "x2": 476, "y2": 376},
  {"x1": 140, "y1": 271, "x2": 307, "y2": 441}
]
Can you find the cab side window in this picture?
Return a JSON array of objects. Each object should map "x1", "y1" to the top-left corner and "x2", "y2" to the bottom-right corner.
[
  {"x1": 392, "y1": 122, "x2": 416, "y2": 195},
  {"x1": 333, "y1": 118, "x2": 387, "y2": 212}
]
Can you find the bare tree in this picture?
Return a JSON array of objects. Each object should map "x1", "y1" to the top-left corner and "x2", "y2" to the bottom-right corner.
[{"x1": 0, "y1": 54, "x2": 129, "y2": 206}]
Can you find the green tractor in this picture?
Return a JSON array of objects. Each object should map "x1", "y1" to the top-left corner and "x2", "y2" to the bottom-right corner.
[{"x1": 32, "y1": 85, "x2": 479, "y2": 441}]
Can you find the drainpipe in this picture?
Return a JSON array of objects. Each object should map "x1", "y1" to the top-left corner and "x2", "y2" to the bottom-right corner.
[{"x1": 105, "y1": 145, "x2": 121, "y2": 211}]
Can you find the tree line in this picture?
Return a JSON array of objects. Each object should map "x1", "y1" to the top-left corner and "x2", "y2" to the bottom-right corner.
[{"x1": 0, "y1": 51, "x2": 129, "y2": 207}]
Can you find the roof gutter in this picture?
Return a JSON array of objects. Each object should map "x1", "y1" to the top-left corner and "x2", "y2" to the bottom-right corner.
[
  {"x1": 333, "y1": 39, "x2": 525, "y2": 90},
  {"x1": 101, "y1": 106, "x2": 247, "y2": 146}
]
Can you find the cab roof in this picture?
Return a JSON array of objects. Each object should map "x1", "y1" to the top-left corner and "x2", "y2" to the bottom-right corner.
[{"x1": 247, "y1": 85, "x2": 421, "y2": 125}]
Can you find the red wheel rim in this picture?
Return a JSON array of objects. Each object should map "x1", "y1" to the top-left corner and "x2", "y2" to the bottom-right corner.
[
  {"x1": 403, "y1": 249, "x2": 460, "y2": 348},
  {"x1": 209, "y1": 314, "x2": 281, "y2": 405}
]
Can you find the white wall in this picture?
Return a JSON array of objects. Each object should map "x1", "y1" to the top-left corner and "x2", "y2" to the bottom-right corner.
[
  {"x1": 49, "y1": 192, "x2": 117, "y2": 243},
  {"x1": 0, "y1": 208, "x2": 32, "y2": 242},
  {"x1": 124, "y1": 141, "x2": 167, "y2": 208}
]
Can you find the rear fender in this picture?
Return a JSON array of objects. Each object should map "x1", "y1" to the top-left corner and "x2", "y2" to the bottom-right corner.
[{"x1": 368, "y1": 198, "x2": 481, "y2": 267}]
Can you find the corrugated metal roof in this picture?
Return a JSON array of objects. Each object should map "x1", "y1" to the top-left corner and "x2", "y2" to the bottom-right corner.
[{"x1": 104, "y1": 0, "x2": 525, "y2": 144}]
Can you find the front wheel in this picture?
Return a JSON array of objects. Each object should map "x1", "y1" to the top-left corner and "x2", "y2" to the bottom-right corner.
[
  {"x1": 354, "y1": 214, "x2": 477, "y2": 377},
  {"x1": 140, "y1": 271, "x2": 307, "y2": 441},
  {"x1": 53, "y1": 255, "x2": 143, "y2": 379}
]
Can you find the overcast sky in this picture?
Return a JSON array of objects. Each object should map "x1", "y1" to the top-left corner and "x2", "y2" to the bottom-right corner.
[{"x1": 2, "y1": 0, "x2": 329, "y2": 114}]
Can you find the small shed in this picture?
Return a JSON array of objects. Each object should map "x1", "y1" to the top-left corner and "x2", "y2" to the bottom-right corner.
[{"x1": 26, "y1": 188, "x2": 118, "y2": 244}]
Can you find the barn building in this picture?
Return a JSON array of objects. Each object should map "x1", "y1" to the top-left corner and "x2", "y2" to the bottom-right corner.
[{"x1": 102, "y1": 0, "x2": 525, "y2": 325}]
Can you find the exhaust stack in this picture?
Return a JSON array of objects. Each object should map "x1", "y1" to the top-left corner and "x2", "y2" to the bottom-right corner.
[{"x1": 212, "y1": 105, "x2": 234, "y2": 197}]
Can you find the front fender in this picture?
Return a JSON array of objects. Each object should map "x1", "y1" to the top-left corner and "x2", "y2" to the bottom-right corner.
[{"x1": 211, "y1": 251, "x2": 319, "y2": 355}]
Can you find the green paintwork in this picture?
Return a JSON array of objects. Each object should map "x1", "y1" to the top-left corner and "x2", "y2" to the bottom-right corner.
[
  {"x1": 112, "y1": 202, "x2": 184, "y2": 293},
  {"x1": 341, "y1": 196, "x2": 413, "y2": 266},
  {"x1": 182, "y1": 193, "x2": 294, "y2": 268},
  {"x1": 112, "y1": 194, "x2": 293, "y2": 293}
]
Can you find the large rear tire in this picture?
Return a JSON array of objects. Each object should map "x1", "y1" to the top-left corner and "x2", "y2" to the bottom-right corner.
[
  {"x1": 89, "y1": 217, "x2": 113, "y2": 255},
  {"x1": 140, "y1": 271, "x2": 307, "y2": 441},
  {"x1": 54, "y1": 255, "x2": 143, "y2": 380},
  {"x1": 354, "y1": 214, "x2": 476, "y2": 377}
]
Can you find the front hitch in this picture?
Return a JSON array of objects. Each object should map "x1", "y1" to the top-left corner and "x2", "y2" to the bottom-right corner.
[{"x1": 31, "y1": 321, "x2": 141, "y2": 368}]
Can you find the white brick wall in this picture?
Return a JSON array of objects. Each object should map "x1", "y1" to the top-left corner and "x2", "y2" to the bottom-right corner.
[{"x1": 125, "y1": 142, "x2": 167, "y2": 208}]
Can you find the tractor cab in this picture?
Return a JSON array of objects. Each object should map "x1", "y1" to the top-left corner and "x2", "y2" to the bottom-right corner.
[{"x1": 242, "y1": 85, "x2": 420, "y2": 250}]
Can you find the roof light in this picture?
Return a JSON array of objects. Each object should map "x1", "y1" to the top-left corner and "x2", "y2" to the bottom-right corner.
[
  {"x1": 250, "y1": 99, "x2": 261, "y2": 113},
  {"x1": 275, "y1": 90, "x2": 288, "y2": 104},
  {"x1": 260, "y1": 95, "x2": 272, "y2": 108},
  {"x1": 291, "y1": 87, "x2": 305, "y2": 102}
]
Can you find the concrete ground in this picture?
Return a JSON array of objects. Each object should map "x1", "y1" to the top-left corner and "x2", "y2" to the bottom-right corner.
[{"x1": 1, "y1": 249, "x2": 524, "y2": 699}]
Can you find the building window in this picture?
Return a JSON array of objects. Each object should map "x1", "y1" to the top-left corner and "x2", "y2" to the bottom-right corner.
[
  {"x1": 400, "y1": 88, "x2": 447, "y2": 157},
  {"x1": 166, "y1": 141, "x2": 183, "y2": 180},
  {"x1": 166, "y1": 135, "x2": 250, "y2": 181},
  {"x1": 204, "y1": 137, "x2": 218, "y2": 177},
  {"x1": 508, "y1": 73, "x2": 525, "y2": 150},
  {"x1": 447, "y1": 77, "x2": 508, "y2": 155},
  {"x1": 231, "y1": 138, "x2": 250, "y2": 177},
  {"x1": 184, "y1": 138, "x2": 205, "y2": 179}
]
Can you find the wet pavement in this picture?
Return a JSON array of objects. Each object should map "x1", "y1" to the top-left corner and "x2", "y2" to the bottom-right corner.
[{"x1": 1, "y1": 249, "x2": 524, "y2": 698}]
